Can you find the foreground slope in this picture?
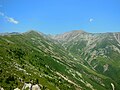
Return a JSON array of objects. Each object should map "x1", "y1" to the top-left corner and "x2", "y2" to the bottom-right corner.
[
  {"x1": 0, "y1": 31, "x2": 77, "y2": 90},
  {"x1": 0, "y1": 30, "x2": 120, "y2": 90}
]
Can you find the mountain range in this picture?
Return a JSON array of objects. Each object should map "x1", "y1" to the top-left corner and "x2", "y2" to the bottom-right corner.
[{"x1": 0, "y1": 30, "x2": 120, "y2": 90}]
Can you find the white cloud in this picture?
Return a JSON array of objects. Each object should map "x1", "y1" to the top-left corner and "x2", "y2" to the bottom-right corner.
[
  {"x1": 0, "y1": 12, "x2": 4, "y2": 16},
  {"x1": 89, "y1": 18, "x2": 94, "y2": 22},
  {"x1": 5, "y1": 16, "x2": 19, "y2": 24},
  {"x1": 0, "y1": 11, "x2": 19, "y2": 24}
]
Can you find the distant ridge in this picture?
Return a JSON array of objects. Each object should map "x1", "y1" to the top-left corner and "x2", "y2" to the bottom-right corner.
[{"x1": 0, "y1": 32, "x2": 20, "y2": 36}]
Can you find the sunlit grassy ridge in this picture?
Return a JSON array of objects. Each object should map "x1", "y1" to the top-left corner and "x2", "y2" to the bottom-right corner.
[{"x1": 0, "y1": 31, "x2": 120, "y2": 90}]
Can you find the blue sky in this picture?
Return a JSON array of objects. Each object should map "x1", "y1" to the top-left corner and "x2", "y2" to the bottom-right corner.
[{"x1": 0, "y1": 0, "x2": 120, "y2": 34}]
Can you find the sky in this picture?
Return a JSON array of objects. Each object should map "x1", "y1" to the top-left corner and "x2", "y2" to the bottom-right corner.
[{"x1": 0, "y1": 0, "x2": 120, "y2": 34}]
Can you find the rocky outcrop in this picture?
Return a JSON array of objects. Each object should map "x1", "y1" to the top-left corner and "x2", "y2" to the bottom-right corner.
[
  {"x1": 14, "y1": 88, "x2": 20, "y2": 90},
  {"x1": 32, "y1": 84, "x2": 41, "y2": 90},
  {"x1": 51, "y1": 30, "x2": 87, "y2": 42},
  {"x1": 114, "y1": 33, "x2": 120, "y2": 43},
  {"x1": 0, "y1": 87, "x2": 4, "y2": 90},
  {"x1": 22, "y1": 83, "x2": 32, "y2": 90},
  {"x1": 22, "y1": 83, "x2": 41, "y2": 90}
]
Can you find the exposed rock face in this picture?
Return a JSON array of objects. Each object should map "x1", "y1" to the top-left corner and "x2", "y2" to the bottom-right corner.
[
  {"x1": 14, "y1": 88, "x2": 20, "y2": 90},
  {"x1": 0, "y1": 87, "x2": 4, "y2": 90},
  {"x1": 52, "y1": 30, "x2": 87, "y2": 41},
  {"x1": 22, "y1": 83, "x2": 32, "y2": 90},
  {"x1": 32, "y1": 84, "x2": 41, "y2": 90},
  {"x1": 111, "y1": 83, "x2": 115, "y2": 90},
  {"x1": 103, "y1": 64, "x2": 109, "y2": 73},
  {"x1": 114, "y1": 32, "x2": 120, "y2": 43},
  {"x1": 22, "y1": 83, "x2": 41, "y2": 90}
]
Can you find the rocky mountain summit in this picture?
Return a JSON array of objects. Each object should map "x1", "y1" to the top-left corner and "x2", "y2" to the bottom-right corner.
[
  {"x1": 0, "y1": 30, "x2": 120, "y2": 90},
  {"x1": 1, "y1": 83, "x2": 41, "y2": 90}
]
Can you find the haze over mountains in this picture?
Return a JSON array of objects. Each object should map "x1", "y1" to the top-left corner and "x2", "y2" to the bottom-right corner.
[{"x1": 0, "y1": 30, "x2": 120, "y2": 90}]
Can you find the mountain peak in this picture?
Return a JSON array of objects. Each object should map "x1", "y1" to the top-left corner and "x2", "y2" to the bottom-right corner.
[
  {"x1": 71, "y1": 30, "x2": 87, "y2": 33},
  {"x1": 25, "y1": 30, "x2": 40, "y2": 34},
  {"x1": 24, "y1": 30, "x2": 45, "y2": 36},
  {"x1": 51, "y1": 30, "x2": 88, "y2": 41}
]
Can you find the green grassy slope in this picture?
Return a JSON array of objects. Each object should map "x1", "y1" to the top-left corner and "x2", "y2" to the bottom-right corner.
[{"x1": 0, "y1": 31, "x2": 120, "y2": 90}]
